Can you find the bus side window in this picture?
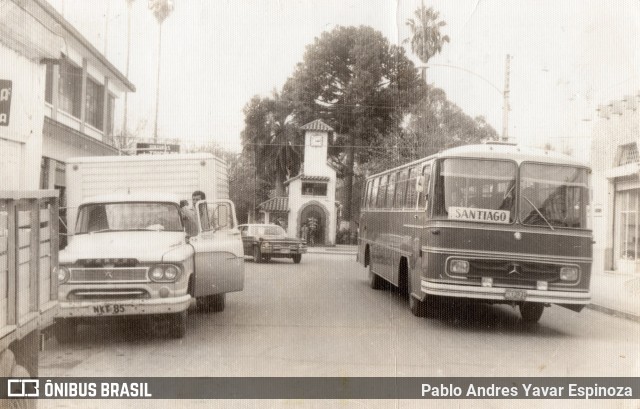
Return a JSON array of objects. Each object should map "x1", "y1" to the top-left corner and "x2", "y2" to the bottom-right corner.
[
  {"x1": 386, "y1": 172, "x2": 397, "y2": 208},
  {"x1": 362, "y1": 180, "x2": 370, "y2": 209},
  {"x1": 405, "y1": 167, "x2": 418, "y2": 208},
  {"x1": 369, "y1": 177, "x2": 379, "y2": 209},
  {"x1": 395, "y1": 169, "x2": 408, "y2": 209},
  {"x1": 377, "y1": 175, "x2": 388, "y2": 208},
  {"x1": 418, "y1": 164, "x2": 431, "y2": 209}
]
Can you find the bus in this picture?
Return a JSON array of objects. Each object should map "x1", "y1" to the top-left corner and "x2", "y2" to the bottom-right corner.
[{"x1": 357, "y1": 142, "x2": 592, "y2": 322}]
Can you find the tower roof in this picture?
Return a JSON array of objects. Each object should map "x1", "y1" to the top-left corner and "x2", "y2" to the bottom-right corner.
[{"x1": 300, "y1": 120, "x2": 334, "y2": 132}]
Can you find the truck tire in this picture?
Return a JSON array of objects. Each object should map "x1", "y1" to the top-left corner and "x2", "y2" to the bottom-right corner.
[
  {"x1": 171, "y1": 311, "x2": 187, "y2": 339},
  {"x1": 54, "y1": 319, "x2": 77, "y2": 344},
  {"x1": 292, "y1": 254, "x2": 302, "y2": 264},
  {"x1": 198, "y1": 294, "x2": 225, "y2": 313}
]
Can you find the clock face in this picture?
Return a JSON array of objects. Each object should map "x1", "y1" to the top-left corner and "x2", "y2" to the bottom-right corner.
[{"x1": 310, "y1": 135, "x2": 323, "y2": 147}]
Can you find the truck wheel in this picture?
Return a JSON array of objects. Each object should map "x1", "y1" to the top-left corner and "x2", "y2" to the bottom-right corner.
[
  {"x1": 171, "y1": 311, "x2": 187, "y2": 339},
  {"x1": 519, "y1": 302, "x2": 544, "y2": 323},
  {"x1": 292, "y1": 254, "x2": 302, "y2": 264},
  {"x1": 253, "y1": 246, "x2": 263, "y2": 263},
  {"x1": 54, "y1": 319, "x2": 77, "y2": 344}
]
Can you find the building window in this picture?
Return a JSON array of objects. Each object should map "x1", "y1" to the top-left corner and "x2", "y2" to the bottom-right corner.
[
  {"x1": 58, "y1": 60, "x2": 82, "y2": 118},
  {"x1": 106, "y1": 94, "x2": 115, "y2": 136},
  {"x1": 616, "y1": 189, "x2": 640, "y2": 262},
  {"x1": 618, "y1": 144, "x2": 639, "y2": 165},
  {"x1": 85, "y1": 77, "x2": 104, "y2": 129},
  {"x1": 302, "y1": 182, "x2": 327, "y2": 196},
  {"x1": 45, "y1": 63, "x2": 53, "y2": 104}
]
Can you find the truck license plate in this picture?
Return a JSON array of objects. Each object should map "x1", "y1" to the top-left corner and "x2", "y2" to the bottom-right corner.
[
  {"x1": 505, "y1": 289, "x2": 527, "y2": 301},
  {"x1": 92, "y1": 304, "x2": 127, "y2": 315}
]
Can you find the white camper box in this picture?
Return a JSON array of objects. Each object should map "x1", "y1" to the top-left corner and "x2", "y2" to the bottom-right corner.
[{"x1": 65, "y1": 153, "x2": 228, "y2": 235}]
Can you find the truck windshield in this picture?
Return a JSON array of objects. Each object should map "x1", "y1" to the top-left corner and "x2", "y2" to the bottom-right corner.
[
  {"x1": 75, "y1": 202, "x2": 183, "y2": 234},
  {"x1": 433, "y1": 158, "x2": 517, "y2": 223},
  {"x1": 519, "y1": 164, "x2": 589, "y2": 228}
]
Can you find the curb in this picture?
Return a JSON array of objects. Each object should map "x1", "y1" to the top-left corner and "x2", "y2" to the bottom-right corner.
[{"x1": 585, "y1": 303, "x2": 640, "y2": 323}]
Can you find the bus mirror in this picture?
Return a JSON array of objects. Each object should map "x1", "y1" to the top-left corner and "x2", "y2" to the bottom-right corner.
[{"x1": 415, "y1": 176, "x2": 425, "y2": 193}]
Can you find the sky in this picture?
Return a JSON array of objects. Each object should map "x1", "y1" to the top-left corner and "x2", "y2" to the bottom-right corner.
[{"x1": 47, "y1": 0, "x2": 640, "y2": 160}]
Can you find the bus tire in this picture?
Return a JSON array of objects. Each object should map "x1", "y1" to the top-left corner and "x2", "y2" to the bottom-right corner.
[
  {"x1": 254, "y1": 246, "x2": 263, "y2": 263},
  {"x1": 54, "y1": 319, "x2": 77, "y2": 344},
  {"x1": 409, "y1": 295, "x2": 427, "y2": 317},
  {"x1": 208, "y1": 293, "x2": 226, "y2": 313},
  {"x1": 519, "y1": 302, "x2": 544, "y2": 323},
  {"x1": 292, "y1": 254, "x2": 302, "y2": 264},
  {"x1": 368, "y1": 265, "x2": 384, "y2": 290}
]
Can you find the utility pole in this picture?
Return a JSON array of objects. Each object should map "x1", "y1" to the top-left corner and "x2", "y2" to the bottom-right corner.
[{"x1": 502, "y1": 54, "x2": 511, "y2": 141}]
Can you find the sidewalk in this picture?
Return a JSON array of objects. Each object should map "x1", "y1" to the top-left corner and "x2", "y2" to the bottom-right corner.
[
  {"x1": 306, "y1": 244, "x2": 357, "y2": 255},
  {"x1": 587, "y1": 270, "x2": 640, "y2": 322}
]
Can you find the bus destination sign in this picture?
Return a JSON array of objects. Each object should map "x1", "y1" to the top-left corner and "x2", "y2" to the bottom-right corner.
[{"x1": 448, "y1": 207, "x2": 510, "y2": 224}]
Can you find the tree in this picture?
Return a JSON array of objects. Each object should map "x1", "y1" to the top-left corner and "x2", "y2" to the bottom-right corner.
[
  {"x1": 404, "y1": 86, "x2": 499, "y2": 159},
  {"x1": 240, "y1": 94, "x2": 302, "y2": 218},
  {"x1": 149, "y1": 0, "x2": 174, "y2": 140},
  {"x1": 283, "y1": 26, "x2": 425, "y2": 225},
  {"x1": 405, "y1": 2, "x2": 450, "y2": 80}
]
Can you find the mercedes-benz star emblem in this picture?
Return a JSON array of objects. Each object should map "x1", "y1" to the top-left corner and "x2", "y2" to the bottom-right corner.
[
  {"x1": 507, "y1": 264, "x2": 522, "y2": 276},
  {"x1": 104, "y1": 271, "x2": 113, "y2": 279}
]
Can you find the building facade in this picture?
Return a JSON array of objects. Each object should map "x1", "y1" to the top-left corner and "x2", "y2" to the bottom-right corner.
[
  {"x1": 591, "y1": 94, "x2": 640, "y2": 274},
  {"x1": 258, "y1": 120, "x2": 339, "y2": 245}
]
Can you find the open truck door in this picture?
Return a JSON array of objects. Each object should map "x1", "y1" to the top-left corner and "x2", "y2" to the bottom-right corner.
[{"x1": 190, "y1": 200, "x2": 245, "y2": 305}]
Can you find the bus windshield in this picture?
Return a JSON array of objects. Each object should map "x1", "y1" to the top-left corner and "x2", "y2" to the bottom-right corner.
[
  {"x1": 519, "y1": 164, "x2": 589, "y2": 229},
  {"x1": 433, "y1": 159, "x2": 517, "y2": 223}
]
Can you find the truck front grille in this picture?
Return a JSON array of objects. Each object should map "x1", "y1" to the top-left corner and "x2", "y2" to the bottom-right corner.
[{"x1": 68, "y1": 267, "x2": 149, "y2": 283}]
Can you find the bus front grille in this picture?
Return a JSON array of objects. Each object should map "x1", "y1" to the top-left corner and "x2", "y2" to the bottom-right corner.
[
  {"x1": 67, "y1": 289, "x2": 150, "y2": 301},
  {"x1": 468, "y1": 260, "x2": 560, "y2": 284}
]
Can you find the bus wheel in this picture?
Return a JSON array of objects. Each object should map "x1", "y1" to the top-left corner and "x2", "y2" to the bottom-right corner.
[
  {"x1": 409, "y1": 295, "x2": 427, "y2": 317},
  {"x1": 519, "y1": 302, "x2": 544, "y2": 323},
  {"x1": 368, "y1": 265, "x2": 384, "y2": 290}
]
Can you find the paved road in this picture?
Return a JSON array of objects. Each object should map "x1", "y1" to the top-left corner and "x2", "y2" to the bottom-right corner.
[{"x1": 38, "y1": 253, "x2": 640, "y2": 408}]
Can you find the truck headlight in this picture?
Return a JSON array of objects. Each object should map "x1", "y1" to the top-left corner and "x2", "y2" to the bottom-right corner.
[
  {"x1": 559, "y1": 266, "x2": 578, "y2": 281},
  {"x1": 164, "y1": 265, "x2": 179, "y2": 280},
  {"x1": 449, "y1": 260, "x2": 470, "y2": 274},
  {"x1": 149, "y1": 264, "x2": 181, "y2": 282},
  {"x1": 57, "y1": 266, "x2": 70, "y2": 283}
]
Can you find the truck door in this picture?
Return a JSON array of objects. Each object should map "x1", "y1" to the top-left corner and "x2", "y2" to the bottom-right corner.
[{"x1": 190, "y1": 200, "x2": 245, "y2": 296}]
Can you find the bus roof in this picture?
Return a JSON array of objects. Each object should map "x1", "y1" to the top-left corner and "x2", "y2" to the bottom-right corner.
[{"x1": 367, "y1": 143, "x2": 588, "y2": 180}]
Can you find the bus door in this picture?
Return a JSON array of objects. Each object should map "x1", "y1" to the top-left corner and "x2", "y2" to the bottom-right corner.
[
  {"x1": 413, "y1": 163, "x2": 432, "y2": 273},
  {"x1": 370, "y1": 175, "x2": 390, "y2": 280}
]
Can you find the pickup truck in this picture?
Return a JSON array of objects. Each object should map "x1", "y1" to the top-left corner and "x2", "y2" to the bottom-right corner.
[{"x1": 56, "y1": 192, "x2": 244, "y2": 339}]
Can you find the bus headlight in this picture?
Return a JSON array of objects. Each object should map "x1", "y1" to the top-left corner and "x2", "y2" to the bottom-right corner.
[
  {"x1": 559, "y1": 266, "x2": 578, "y2": 281},
  {"x1": 150, "y1": 266, "x2": 165, "y2": 281},
  {"x1": 164, "y1": 265, "x2": 179, "y2": 280},
  {"x1": 57, "y1": 266, "x2": 70, "y2": 283},
  {"x1": 149, "y1": 264, "x2": 181, "y2": 282},
  {"x1": 450, "y1": 260, "x2": 470, "y2": 274}
]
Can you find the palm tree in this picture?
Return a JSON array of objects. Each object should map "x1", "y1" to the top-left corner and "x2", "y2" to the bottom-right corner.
[
  {"x1": 149, "y1": 0, "x2": 174, "y2": 140},
  {"x1": 122, "y1": 0, "x2": 135, "y2": 141},
  {"x1": 405, "y1": 2, "x2": 450, "y2": 81}
]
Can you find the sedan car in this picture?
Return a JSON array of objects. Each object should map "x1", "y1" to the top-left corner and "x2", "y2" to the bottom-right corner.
[{"x1": 238, "y1": 224, "x2": 307, "y2": 263}]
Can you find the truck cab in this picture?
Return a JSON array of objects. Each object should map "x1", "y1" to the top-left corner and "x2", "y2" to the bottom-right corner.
[{"x1": 56, "y1": 192, "x2": 244, "y2": 339}]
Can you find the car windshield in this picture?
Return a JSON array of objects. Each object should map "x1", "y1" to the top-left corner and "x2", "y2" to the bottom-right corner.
[
  {"x1": 433, "y1": 158, "x2": 517, "y2": 223},
  {"x1": 75, "y1": 202, "x2": 183, "y2": 234},
  {"x1": 519, "y1": 164, "x2": 589, "y2": 228},
  {"x1": 253, "y1": 225, "x2": 286, "y2": 236}
]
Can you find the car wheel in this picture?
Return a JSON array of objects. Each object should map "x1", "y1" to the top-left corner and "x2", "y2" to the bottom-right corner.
[
  {"x1": 54, "y1": 319, "x2": 77, "y2": 344},
  {"x1": 519, "y1": 302, "x2": 544, "y2": 323},
  {"x1": 292, "y1": 254, "x2": 302, "y2": 264},
  {"x1": 253, "y1": 246, "x2": 263, "y2": 263},
  {"x1": 368, "y1": 264, "x2": 384, "y2": 290},
  {"x1": 171, "y1": 311, "x2": 187, "y2": 338}
]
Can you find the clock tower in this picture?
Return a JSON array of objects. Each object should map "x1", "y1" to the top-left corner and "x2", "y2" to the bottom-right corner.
[{"x1": 304, "y1": 126, "x2": 329, "y2": 176}]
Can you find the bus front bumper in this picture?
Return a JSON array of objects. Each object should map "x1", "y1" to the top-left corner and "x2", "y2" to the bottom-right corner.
[{"x1": 421, "y1": 280, "x2": 591, "y2": 305}]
